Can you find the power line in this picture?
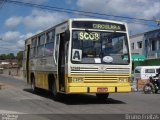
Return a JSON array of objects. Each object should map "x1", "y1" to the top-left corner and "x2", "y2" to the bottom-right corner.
[
  {"x1": 4, "y1": 0, "x2": 155, "y2": 22},
  {"x1": 0, "y1": 0, "x2": 5, "y2": 9},
  {"x1": 2, "y1": 0, "x2": 157, "y2": 27},
  {"x1": 0, "y1": 0, "x2": 158, "y2": 53}
]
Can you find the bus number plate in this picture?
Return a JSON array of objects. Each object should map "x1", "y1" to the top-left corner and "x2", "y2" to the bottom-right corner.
[{"x1": 97, "y1": 87, "x2": 108, "y2": 92}]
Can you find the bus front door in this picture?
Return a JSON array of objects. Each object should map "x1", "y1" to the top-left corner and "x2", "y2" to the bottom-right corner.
[{"x1": 57, "y1": 33, "x2": 66, "y2": 92}]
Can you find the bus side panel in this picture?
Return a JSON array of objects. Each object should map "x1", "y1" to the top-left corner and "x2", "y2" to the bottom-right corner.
[{"x1": 33, "y1": 56, "x2": 57, "y2": 90}]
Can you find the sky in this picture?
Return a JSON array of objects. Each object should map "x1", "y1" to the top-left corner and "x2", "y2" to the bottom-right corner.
[{"x1": 0, "y1": 0, "x2": 160, "y2": 54}]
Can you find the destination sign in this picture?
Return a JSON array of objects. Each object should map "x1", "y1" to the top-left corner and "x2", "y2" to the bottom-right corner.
[
  {"x1": 93, "y1": 24, "x2": 121, "y2": 31},
  {"x1": 78, "y1": 32, "x2": 100, "y2": 41},
  {"x1": 72, "y1": 21, "x2": 126, "y2": 31}
]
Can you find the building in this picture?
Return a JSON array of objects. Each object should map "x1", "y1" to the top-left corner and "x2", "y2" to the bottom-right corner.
[
  {"x1": 130, "y1": 33, "x2": 145, "y2": 70},
  {"x1": 0, "y1": 59, "x2": 18, "y2": 68},
  {"x1": 130, "y1": 28, "x2": 160, "y2": 70},
  {"x1": 143, "y1": 29, "x2": 160, "y2": 65},
  {"x1": 130, "y1": 33, "x2": 144, "y2": 55}
]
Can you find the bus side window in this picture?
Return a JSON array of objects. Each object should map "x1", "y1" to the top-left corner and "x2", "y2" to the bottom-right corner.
[
  {"x1": 31, "y1": 37, "x2": 37, "y2": 58},
  {"x1": 44, "y1": 30, "x2": 55, "y2": 56},
  {"x1": 37, "y1": 34, "x2": 45, "y2": 57},
  {"x1": 54, "y1": 35, "x2": 60, "y2": 64}
]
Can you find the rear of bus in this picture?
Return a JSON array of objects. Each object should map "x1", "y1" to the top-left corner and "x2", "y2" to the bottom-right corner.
[
  {"x1": 134, "y1": 66, "x2": 160, "y2": 81},
  {"x1": 67, "y1": 19, "x2": 131, "y2": 99}
]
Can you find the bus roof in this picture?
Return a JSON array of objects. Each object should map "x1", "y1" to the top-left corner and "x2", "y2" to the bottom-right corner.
[
  {"x1": 24, "y1": 18, "x2": 127, "y2": 42},
  {"x1": 70, "y1": 18, "x2": 126, "y2": 25}
]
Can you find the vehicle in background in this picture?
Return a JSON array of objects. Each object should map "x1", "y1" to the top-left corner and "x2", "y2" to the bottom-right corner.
[{"x1": 134, "y1": 66, "x2": 160, "y2": 81}]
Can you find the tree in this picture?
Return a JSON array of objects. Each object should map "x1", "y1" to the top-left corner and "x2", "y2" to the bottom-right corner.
[
  {"x1": 0, "y1": 54, "x2": 7, "y2": 60},
  {"x1": 6, "y1": 53, "x2": 15, "y2": 59},
  {"x1": 16, "y1": 51, "x2": 23, "y2": 67}
]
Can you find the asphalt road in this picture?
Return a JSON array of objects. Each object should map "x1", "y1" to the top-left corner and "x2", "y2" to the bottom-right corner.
[{"x1": 0, "y1": 74, "x2": 160, "y2": 119}]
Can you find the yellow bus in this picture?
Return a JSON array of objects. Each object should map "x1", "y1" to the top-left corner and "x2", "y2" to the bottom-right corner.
[{"x1": 23, "y1": 18, "x2": 132, "y2": 100}]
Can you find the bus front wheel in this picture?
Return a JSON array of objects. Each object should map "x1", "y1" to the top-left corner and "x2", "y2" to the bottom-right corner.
[{"x1": 96, "y1": 93, "x2": 109, "y2": 101}]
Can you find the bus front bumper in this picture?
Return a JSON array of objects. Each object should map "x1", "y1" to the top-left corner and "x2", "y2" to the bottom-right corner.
[{"x1": 67, "y1": 83, "x2": 131, "y2": 94}]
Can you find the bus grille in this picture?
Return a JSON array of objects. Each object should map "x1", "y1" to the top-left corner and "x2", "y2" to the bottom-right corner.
[
  {"x1": 70, "y1": 74, "x2": 129, "y2": 83},
  {"x1": 70, "y1": 67, "x2": 130, "y2": 74}
]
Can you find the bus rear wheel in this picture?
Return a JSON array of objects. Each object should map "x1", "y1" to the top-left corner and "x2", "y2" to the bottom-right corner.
[
  {"x1": 96, "y1": 93, "x2": 109, "y2": 101},
  {"x1": 31, "y1": 77, "x2": 36, "y2": 92},
  {"x1": 52, "y1": 80, "x2": 60, "y2": 100}
]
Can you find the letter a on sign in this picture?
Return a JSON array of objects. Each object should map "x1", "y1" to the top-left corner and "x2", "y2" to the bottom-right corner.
[{"x1": 72, "y1": 49, "x2": 82, "y2": 61}]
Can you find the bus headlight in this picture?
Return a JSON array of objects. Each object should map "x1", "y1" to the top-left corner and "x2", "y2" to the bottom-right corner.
[
  {"x1": 119, "y1": 78, "x2": 128, "y2": 82},
  {"x1": 68, "y1": 77, "x2": 83, "y2": 83}
]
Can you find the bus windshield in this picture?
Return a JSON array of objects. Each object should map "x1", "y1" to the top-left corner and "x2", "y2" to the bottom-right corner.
[{"x1": 71, "y1": 30, "x2": 130, "y2": 65}]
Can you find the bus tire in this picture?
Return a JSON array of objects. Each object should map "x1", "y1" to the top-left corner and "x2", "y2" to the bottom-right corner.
[
  {"x1": 96, "y1": 93, "x2": 109, "y2": 101},
  {"x1": 52, "y1": 80, "x2": 60, "y2": 100}
]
